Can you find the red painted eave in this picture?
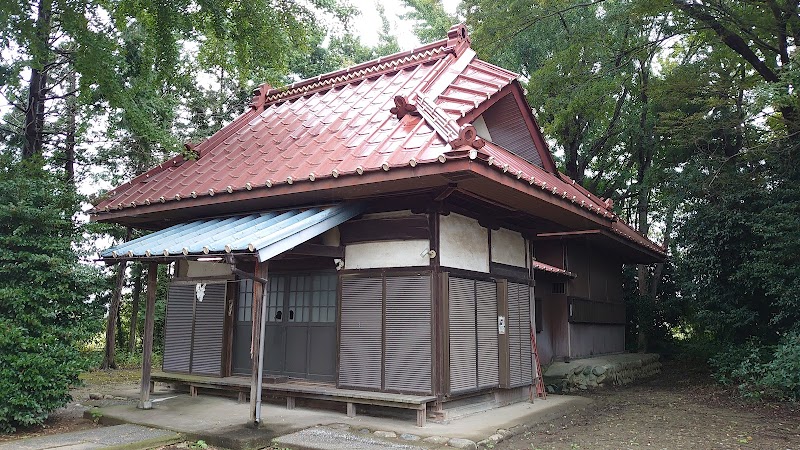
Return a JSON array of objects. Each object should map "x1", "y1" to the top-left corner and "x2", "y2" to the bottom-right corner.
[{"x1": 532, "y1": 260, "x2": 576, "y2": 278}]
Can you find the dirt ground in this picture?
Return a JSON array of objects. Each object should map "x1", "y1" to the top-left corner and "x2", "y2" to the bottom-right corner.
[
  {"x1": 498, "y1": 359, "x2": 800, "y2": 450},
  {"x1": 4, "y1": 361, "x2": 799, "y2": 450}
]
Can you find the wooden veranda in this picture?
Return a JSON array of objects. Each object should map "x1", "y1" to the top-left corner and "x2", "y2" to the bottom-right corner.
[{"x1": 150, "y1": 371, "x2": 436, "y2": 427}]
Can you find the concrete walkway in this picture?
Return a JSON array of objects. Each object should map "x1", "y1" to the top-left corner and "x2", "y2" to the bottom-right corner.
[
  {"x1": 0, "y1": 424, "x2": 180, "y2": 450},
  {"x1": 93, "y1": 391, "x2": 591, "y2": 449}
]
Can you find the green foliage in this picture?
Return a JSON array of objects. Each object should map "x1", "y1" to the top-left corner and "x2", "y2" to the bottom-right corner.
[
  {"x1": 675, "y1": 150, "x2": 800, "y2": 343},
  {"x1": 189, "y1": 440, "x2": 209, "y2": 449},
  {"x1": 401, "y1": 0, "x2": 457, "y2": 44},
  {"x1": 0, "y1": 157, "x2": 103, "y2": 433},
  {"x1": 710, "y1": 331, "x2": 800, "y2": 400},
  {"x1": 89, "y1": 408, "x2": 103, "y2": 423}
]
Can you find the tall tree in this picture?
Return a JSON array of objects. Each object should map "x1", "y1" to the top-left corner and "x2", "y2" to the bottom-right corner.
[
  {"x1": 402, "y1": 0, "x2": 457, "y2": 44},
  {"x1": 671, "y1": 0, "x2": 800, "y2": 140},
  {"x1": 0, "y1": 156, "x2": 103, "y2": 432}
]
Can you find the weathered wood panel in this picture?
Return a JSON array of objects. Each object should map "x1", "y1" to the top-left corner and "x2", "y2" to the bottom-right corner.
[
  {"x1": 339, "y1": 215, "x2": 430, "y2": 244},
  {"x1": 569, "y1": 323, "x2": 625, "y2": 357},
  {"x1": 568, "y1": 297, "x2": 626, "y2": 325}
]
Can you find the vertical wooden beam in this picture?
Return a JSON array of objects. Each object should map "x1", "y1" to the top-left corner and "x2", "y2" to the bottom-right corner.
[
  {"x1": 138, "y1": 262, "x2": 158, "y2": 409},
  {"x1": 249, "y1": 261, "x2": 268, "y2": 425},
  {"x1": 497, "y1": 279, "x2": 510, "y2": 388}
]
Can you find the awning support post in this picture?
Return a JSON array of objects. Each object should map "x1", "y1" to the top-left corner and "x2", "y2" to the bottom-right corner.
[
  {"x1": 248, "y1": 261, "x2": 269, "y2": 425},
  {"x1": 138, "y1": 262, "x2": 158, "y2": 409}
]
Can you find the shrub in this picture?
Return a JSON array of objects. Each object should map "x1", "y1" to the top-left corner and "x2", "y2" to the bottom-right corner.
[
  {"x1": 761, "y1": 331, "x2": 800, "y2": 400},
  {"x1": 0, "y1": 159, "x2": 103, "y2": 433},
  {"x1": 710, "y1": 330, "x2": 800, "y2": 400}
]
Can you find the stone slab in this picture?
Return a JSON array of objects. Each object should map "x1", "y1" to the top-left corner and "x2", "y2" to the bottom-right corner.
[
  {"x1": 0, "y1": 424, "x2": 180, "y2": 450},
  {"x1": 273, "y1": 426, "x2": 428, "y2": 450},
  {"x1": 95, "y1": 391, "x2": 590, "y2": 446}
]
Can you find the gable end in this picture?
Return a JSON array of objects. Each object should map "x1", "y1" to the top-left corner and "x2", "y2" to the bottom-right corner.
[{"x1": 479, "y1": 94, "x2": 543, "y2": 169}]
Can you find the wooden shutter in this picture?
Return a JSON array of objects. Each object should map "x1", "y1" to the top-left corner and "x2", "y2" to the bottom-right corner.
[
  {"x1": 448, "y1": 277, "x2": 477, "y2": 393},
  {"x1": 476, "y1": 279, "x2": 499, "y2": 388},
  {"x1": 448, "y1": 277, "x2": 499, "y2": 394},
  {"x1": 507, "y1": 282, "x2": 533, "y2": 387},
  {"x1": 163, "y1": 284, "x2": 193, "y2": 373},
  {"x1": 385, "y1": 275, "x2": 431, "y2": 393},
  {"x1": 163, "y1": 282, "x2": 226, "y2": 376},
  {"x1": 339, "y1": 277, "x2": 383, "y2": 389},
  {"x1": 190, "y1": 283, "x2": 226, "y2": 376}
]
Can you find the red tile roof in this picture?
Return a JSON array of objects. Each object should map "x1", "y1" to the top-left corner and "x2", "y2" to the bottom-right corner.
[
  {"x1": 532, "y1": 261, "x2": 576, "y2": 278},
  {"x1": 91, "y1": 24, "x2": 663, "y2": 258}
]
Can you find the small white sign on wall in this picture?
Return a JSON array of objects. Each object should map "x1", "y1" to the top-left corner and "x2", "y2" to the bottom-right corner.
[
  {"x1": 497, "y1": 315, "x2": 506, "y2": 334},
  {"x1": 195, "y1": 283, "x2": 207, "y2": 302}
]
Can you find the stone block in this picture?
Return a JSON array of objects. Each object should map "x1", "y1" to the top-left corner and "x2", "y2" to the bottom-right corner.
[
  {"x1": 423, "y1": 435, "x2": 449, "y2": 445},
  {"x1": 400, "y1": 433, "x2": 420, "y2": 441},
  {"x1": 448, "y1": 437, "x2": 478, "y2": 449}
]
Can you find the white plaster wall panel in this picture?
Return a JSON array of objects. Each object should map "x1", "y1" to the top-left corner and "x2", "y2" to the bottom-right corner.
[
  {"x1": 473, "y1": 115, "x2": 493, "y2": 141},
  {"x1": 344, "y1": 239, "x2": 431, "y2": 269},
  {"x1": 186, "y1": 261, "x2": 232, "y2": 278},
  {"x1": 491, "y1": 228, "x2": 527, "y2": 267},
  {"x1": 439, "y1": 213, "x2": 490, "y2": 273}
]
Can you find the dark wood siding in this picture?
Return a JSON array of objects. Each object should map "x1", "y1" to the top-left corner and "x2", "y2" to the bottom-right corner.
[
  {"x1": 339, "y1": 214, "x2": 430, "y2": 245},
  {"x1": 568, "y1": 296, "x2": 626, "y2": 325},
  {"x1": 481, "y1": 94, "x2": 543, "y2": 168}
]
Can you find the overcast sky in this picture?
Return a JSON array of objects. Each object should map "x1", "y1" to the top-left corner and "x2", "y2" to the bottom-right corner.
[{"x1": 354, "y1": 1, "x2": 461, "y2": 50}]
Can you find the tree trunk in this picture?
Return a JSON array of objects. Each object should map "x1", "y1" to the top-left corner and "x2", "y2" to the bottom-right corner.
[
  {"x1": 635, "y1": 59, "x2": 653, "y2": 353},
  {"x1": 101, "y1": 227, "x2": 132, "y2": 370},
  {"x1": 128, "y1": 264, "x2": 143, "y2": 353},
  {"x1": 650, "y1": 205, "x2": 676, "y2": 299},
  {"x1": 101, "y1": 260, "x2": 127, "y2": 369},
  {"x1": 22, "y1": 0, "x2": 53, "y2": 160},
  {"x1": 64, "y1": 66, "x2": 77, "y2": 182}
]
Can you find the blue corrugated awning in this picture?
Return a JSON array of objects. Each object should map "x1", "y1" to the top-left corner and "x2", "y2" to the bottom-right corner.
[{"x1": 101, "y1": 203, "x2": 363, "y2": 262}]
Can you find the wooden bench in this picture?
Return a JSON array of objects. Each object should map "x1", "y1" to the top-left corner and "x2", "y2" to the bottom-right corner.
[
  {"x1": 265, "y1": 383, "x2": 436, "y2": 427},
  {"x1": 151, "y1": 372, "x2": 435, "y2": 427}
]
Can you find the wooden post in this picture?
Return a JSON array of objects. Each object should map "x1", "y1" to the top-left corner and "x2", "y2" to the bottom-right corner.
[
  {"x1": 249, "y1": 261, "x2": 268, "y2": 425},
  {"x1": 138, "y1": 262, "x2": 158, "y2": 409}
]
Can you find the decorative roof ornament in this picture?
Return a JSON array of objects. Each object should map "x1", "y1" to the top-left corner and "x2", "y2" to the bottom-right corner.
[
  {"x1": 390, "y1": 96, "x2": 419, "y2": 120},
  {"x1": 446, "y1": 23, "x2": 471, "y2": 53},
  {"x1": 249, "y1": 84, "x2": 272, "y2": 112}
]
